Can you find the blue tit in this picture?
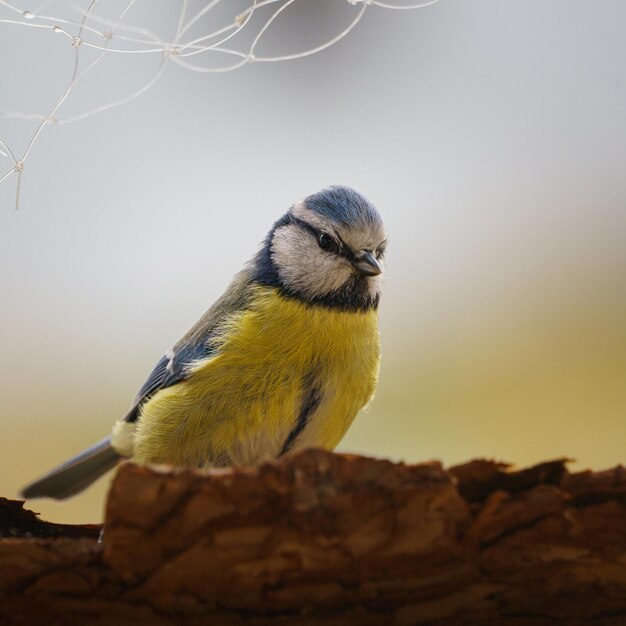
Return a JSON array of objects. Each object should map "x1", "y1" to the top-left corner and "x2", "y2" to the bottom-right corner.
[{"x1": 21, "y1": 185, "x2": 387, "y2": 500}]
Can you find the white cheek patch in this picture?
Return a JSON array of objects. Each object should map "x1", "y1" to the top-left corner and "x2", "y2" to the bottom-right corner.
[{"x1": 272, "y1": 225, "x2": 353, "y2": 298}]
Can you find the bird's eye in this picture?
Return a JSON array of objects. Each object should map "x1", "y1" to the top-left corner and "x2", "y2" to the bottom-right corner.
[
  {"x1": 318, "y1": 232, "x2": 335, "y2": 251},
  {"x1": 375, "y1": 244, "x2": 386, "y2": 259}
]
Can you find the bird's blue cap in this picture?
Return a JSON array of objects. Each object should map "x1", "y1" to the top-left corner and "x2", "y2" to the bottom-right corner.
[{"x1": 302, "y1": 185, "x2": 382, "y2": 230}]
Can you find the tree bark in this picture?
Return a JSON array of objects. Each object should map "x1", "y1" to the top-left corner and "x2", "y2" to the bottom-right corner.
[{"x1": 1, "y1": 449, "x2": 626, "y2": 625}]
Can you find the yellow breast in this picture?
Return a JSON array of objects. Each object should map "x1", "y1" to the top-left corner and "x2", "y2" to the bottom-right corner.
[{"x1": 132, "y1": 285, "x2": 380, "y2": 467}]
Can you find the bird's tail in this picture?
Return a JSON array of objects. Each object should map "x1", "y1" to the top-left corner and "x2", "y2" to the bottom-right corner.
[{"x1": 20, "y1": 437, "x2": 122, "y2": 500}]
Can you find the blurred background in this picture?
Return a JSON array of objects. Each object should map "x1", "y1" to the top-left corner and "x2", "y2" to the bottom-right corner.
[{"x1": 1, "y1": 0, "x2": 625, "y2": 523}]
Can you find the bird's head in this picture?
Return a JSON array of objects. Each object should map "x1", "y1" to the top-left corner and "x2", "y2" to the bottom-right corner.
[{"x1": 254, "y1": 186, "x2": 386, "y2": 311}]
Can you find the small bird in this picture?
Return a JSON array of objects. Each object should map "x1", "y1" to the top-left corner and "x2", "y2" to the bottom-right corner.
[{"x1": 21, "y1": 186, "x2": 386, "y2": 500}]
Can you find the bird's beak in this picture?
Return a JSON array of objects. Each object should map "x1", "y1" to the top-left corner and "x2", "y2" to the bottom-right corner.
[{"x1": 353, "y1": 250, "x2": 383, "y2": 277}]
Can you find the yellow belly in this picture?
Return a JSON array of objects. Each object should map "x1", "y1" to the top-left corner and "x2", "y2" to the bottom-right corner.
[{"x1": 132, "y1": 286, "x2": 380, "y2": 467}]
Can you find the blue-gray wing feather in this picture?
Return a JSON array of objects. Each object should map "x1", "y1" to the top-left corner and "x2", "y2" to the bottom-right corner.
[{"x1": 123, "y1": 268, "x2": 252, "y2": 423}]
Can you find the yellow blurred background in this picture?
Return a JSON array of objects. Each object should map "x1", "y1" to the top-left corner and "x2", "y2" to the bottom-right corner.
[{"x1": 1, "y1": 1, "x2": 625, "y2": 523}]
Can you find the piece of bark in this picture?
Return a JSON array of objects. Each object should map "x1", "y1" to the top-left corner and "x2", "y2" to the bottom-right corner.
[
  {"x1": 1, "y1": 449, "x2": 626, "y2": 626},
  {"x1": 0, "y1": 497, "x2": 101, "y2": 540}
]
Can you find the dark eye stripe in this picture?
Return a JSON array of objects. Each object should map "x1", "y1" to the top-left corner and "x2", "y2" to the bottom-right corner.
[
  {"x1": 286, "y1": 215, "x2": 318, "y2": 238},
  {"x1": 287, "y1": 215, "x2": 353, "y2": 260}
]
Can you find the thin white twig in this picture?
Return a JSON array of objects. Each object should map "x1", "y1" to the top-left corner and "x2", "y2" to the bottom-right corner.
[
  {"x1": 0, "y1": 168, "x2": 16, "y2": 185},
  {"x1": 171, "y1": 47, "x2": 249, "y2": 73},
  {"x1": 175, "y1": 0, "x2": 188, "y2": 42},
  {"x1": 176, "y1": 0, "x2": 224, "y2": 40},
  {"x1": 0, "y1": 137, "x2": 16, "y2": 162},
  {"x1": 21, "y1": 0, "x2": 99, "y2": 163},
  {"x1": 0, "y1": 0, "x2": 441, "y2": 203},
  {"x1": 249, "y1": 0, "x2": 296, "y2": 58},
  {"x1": 372, "y1": 0, "x2": 441, "y2": 8},
  {"x1": 59, "y1": 57, "x2": 167, "y2": 123},
  {"x1": 254, "y1": 2, "x2": 368, "y2": 63},
  {"x1": 178, "y1": 0, "x2": 259, "y2": 59}
]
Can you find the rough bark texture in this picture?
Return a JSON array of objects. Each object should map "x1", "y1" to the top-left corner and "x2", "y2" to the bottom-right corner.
[{"x1": 1, "y1": 449, "x2": 626, "y2": 626}]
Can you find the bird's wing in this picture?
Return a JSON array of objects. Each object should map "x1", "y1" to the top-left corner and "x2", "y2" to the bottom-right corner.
[
  {"x1": 123, "y1": 344, "x2": 213, "y2": 423},
  {"x1": 123, "y1": 268, "x2": 253, "y2": 423},
  {"x1": 133, "y1": 353, "x2": 171, "y2": 402}
]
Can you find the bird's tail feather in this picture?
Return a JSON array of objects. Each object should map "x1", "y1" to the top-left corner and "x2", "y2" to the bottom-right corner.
[{"x1": 20, "y1": 437, "x2": 122, "y2": 500}]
